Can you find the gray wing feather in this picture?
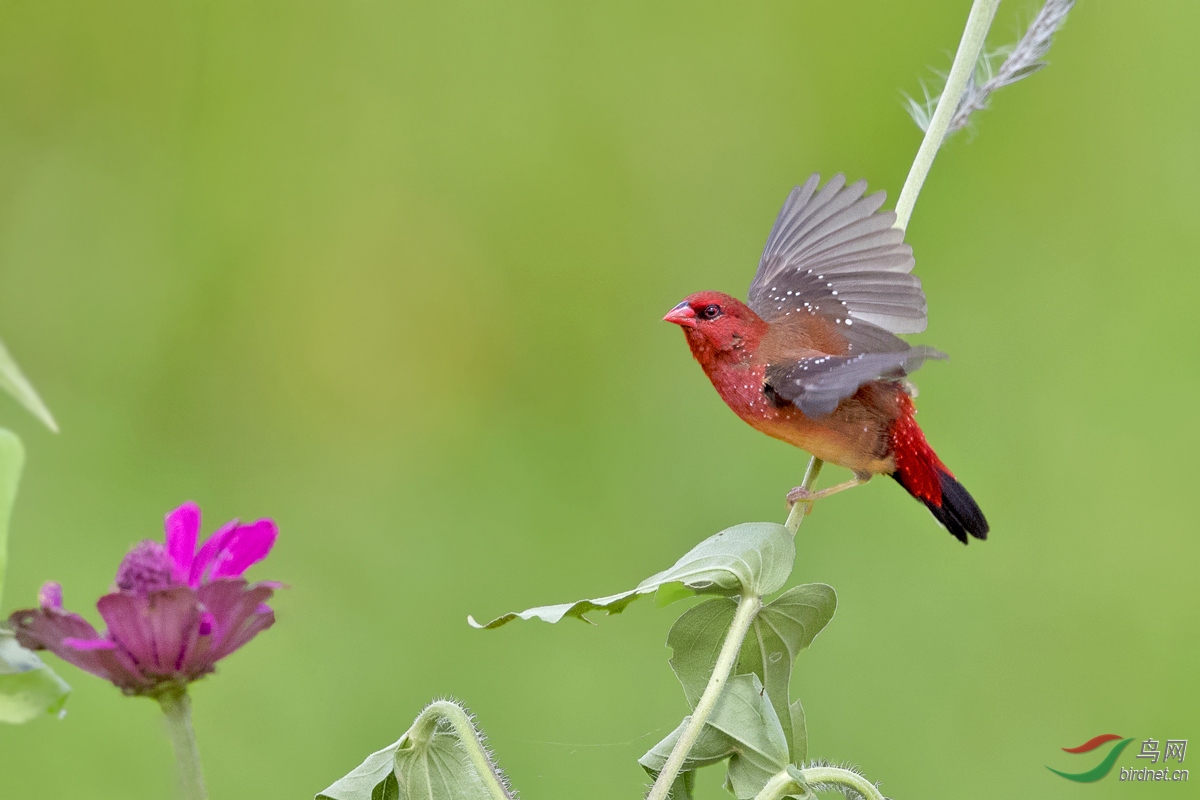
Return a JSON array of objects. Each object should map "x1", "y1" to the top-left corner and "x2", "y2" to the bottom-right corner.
[
  {"x1": 748, "y1": 174, "x2": 926, "y2": 334},
  {"x1": 765, "y1": 346, "x2": 946, "y2": 418}
]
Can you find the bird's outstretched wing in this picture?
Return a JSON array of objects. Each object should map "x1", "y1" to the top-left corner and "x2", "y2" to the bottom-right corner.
[
  {"x1": 764, "y1": 346, "x2": 947, "y2": 418},
  {"x1": 747, "y1": 174, "x2": 927, "y2": 337}
]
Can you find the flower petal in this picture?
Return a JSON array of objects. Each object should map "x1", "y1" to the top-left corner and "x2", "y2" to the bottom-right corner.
[
  {"x1": 191, "y1": 579, "x2": 276, "y2": 668},
  {"x1": 95, "y1": 592, "x2": 156, "y2": 669},
  {"x1": 209, "y1": 519, "x2": 277, "y2": 581},
  {"x1": 98, "y1": 587, "x2": 201, "y2": 676},
  {"x1": 189, "y1": 519, "x2": 239, "y2": 587},
  {"x1": 63, "y1": 637, "x2": 118, "y2": 651},
  {"x1": 7, "y1": 606, "x2": 148, "y2": 691},
  {"x1": 164, "y1": 502, "x2": 202, "y2": 583},
  {"x1": 164, "y1": 501, "x2": 201, "y2": 582},
  {"x1": 146, "y1": 588, "x2": 202, "y2": 673}
]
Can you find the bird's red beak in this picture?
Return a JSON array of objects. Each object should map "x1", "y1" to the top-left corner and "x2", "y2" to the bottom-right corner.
[{"x1": 663, "y1": 302, "x2": 697, "y2": 328}]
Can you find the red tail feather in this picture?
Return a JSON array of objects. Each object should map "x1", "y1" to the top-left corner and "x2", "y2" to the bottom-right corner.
[{"x1": 889, "y1": 394, "x2": 988, "y2": 543}]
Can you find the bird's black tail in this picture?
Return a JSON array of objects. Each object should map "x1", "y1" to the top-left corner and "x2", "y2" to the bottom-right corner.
[{"x1": 892, "y1": 467, "x2": 989, "y2": 544}]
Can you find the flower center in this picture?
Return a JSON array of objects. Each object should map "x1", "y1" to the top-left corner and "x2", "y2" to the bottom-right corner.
[{"x1": 115, "y1": 540, "x2": 178, "y2": 594}]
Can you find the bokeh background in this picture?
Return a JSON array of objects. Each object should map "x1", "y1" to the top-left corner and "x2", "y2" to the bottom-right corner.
[{"x1": 1, "y1": 1, "x2": 1197, "y2": 798}]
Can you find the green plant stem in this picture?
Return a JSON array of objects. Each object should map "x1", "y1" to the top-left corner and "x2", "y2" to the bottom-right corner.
[
  {"x1": 645, "y1": 592, "x2": 763, "y2": 800},
  {"x1": 893, "y1": 0, "x2": 1002, "y2": 231},
  {"x1": 755, "y1": 769, "x2": 807, "y2": 800},
  {"x1": 754, "y1": 766, "x2": 885, "y2": 800},
  {"x1": 406, "y1": 700, "x2": 512, "y2": 800},
  {"x1": 783, "y1": 457, "x2": 824, "y2": 535},
  {"x1": 158, "y1": 689, "x2": 208, "y2": 800}
]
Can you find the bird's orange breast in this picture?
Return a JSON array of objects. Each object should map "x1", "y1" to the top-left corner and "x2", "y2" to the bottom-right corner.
[{"x1": 705, "y1": 361, "x2": 897, "y2": 475}]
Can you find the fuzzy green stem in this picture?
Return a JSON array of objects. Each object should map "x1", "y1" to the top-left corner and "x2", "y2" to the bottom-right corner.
[
  {"x1": 754, "y1": 766, "x2": 885, "y2": 800},
  {"x1": 645, "y1": 593, "x2": 763, "y2": 800},
  {"x1": 405, "y1": 701, "x2": 513, "y2": 800},
  {"x1": 755, "y1": 769, "x2": 809, "y2": 800},
  {"x1": 893, "y1": 0, "x2": 1002, "y2": 231},
  {"x1": 158, "y1": 689, "x2": 208, "y2": 800},
  {"x1": 783, "y1": 457, "x2": 824, "y2": 535}
]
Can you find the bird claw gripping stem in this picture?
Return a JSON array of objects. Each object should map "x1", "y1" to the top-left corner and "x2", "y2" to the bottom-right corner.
[{"x1": 785, "y1": 477, "x2": 867, "y2": 510}]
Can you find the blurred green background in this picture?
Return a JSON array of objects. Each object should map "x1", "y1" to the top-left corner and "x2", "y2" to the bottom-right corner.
[{"x1": 1, "y1": 1, "x2": 1197, "y2": 797}]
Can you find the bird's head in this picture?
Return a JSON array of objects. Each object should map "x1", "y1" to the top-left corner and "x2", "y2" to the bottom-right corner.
[{"x1": 663, "y1": 291, "x2": 768, "y2": 363}]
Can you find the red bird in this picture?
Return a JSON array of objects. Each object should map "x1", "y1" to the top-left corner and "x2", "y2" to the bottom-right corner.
[{"x1": 665, "y1": 174, "x2": 987, "y2": 543}]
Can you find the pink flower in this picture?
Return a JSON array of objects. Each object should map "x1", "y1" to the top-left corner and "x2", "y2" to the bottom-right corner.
[{"x1": 8, "y1": 502, "x2": 280, "y2": 697}]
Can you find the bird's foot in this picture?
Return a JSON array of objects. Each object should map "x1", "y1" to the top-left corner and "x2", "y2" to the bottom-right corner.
[
  {"x1": 786, "y1": 486, "x2": 818, "y2": 506},
  {"x1": 786, "y1": 477, "x2": 867, "y2": 509}
]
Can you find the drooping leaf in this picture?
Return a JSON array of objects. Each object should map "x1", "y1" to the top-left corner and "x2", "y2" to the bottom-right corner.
[
  {"x1": 0, "y1": 339, "x2": 57, "y2": 432},
  {"x1": 0, "y1": 630, "x2": 71, "y2": 724},
  {"x1": 469, "y1": 522, "x2": 794, "y2": 628},
  {"x1": 468, "y1": 588, "x2": 648, "y2": 629},
  {"x1": 640, "y1": 675, "x2": 790, "y2": 800},
  {"x1": 665, "y1": 585, "x2": 835, "y2": 761},
  {"x1": 317, "y1": 700, "x2": 511, "y2": 800}
]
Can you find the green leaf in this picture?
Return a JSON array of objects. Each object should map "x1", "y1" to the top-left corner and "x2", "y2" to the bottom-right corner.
[
  {"x1": 0, "y1": 428, "x2": 23, "y2": 606},
  {"x1": 390, "y1": 725, "x2": 506, "y2": 800},
  {"x1": 644, "y1": 523, "x2": 795, "y2": 597},
  {"x1": 317, "y1": 737, "x2": 404, "y2": 800},
  {"x1": 788, "y1": 699, "x2": 808, "y2": 766},
  {"x1": 469, "y1": 522, "x2": 794, "y2": 629},
  {"x1": 667, "y1": 598, "x2": 739, "y2": 708},
  {"x1": 710, "y1": 675, "x2": 790, "y2": 798},
  {"x1": 0, "y1": 629, "x2": 71, "y2": 724},
  {"x1": 317, "y1": 701, "x2": 511, "y2": 800},
  {"x1": 737, "y1": 584, "x2": 835, "y2": 761},
  {"x1": 639, "y1": 717, "x2": 738, "y2": 800},
  {"x1": 665, "y1": 585, "x2": 836, "y2": 761},
  {"x1": 640, "y1": 675, "x2": 790, "y2": 800},
  {"x1": 0, "y1": 432, "x2": 62, "y2": 724},
  {"x1": 0, "y1": 339, "x2": 57, "y2": 432}
]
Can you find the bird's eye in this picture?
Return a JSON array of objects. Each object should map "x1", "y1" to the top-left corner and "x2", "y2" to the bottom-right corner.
[{"x1": 701, "y1": 304, "x2": 722, "y2": 320}]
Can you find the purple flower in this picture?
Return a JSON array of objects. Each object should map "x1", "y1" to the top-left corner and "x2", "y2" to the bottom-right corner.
[{"x1": 8, "y1": 502, "x2": 280, "y2": 697}]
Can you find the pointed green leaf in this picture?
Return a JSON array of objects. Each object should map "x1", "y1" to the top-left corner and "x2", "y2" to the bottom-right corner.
[
  {"x1": 665, "y1": 585, "x2": 835, "y2": 761},
  {"x1": 469, "y1": 522, "x2": 794, "y2": 628},
  {"x1": 467, "y1": 587, "x2": 648, "y2": 628},
  {"x1": 316, "y1": 737, "x2": 404, "y2": 800},
  {"x1": 0, "y1": 429, "x2": 23, "y2": 607},
  {"x1": 0, "y1": 339, "x2": 57, "y2": 432},
  {"x1": 0, "y1": 630, "x2": 71, "y2": 724},
  {"x1": 640, "y1": 675, "x2": 790, "y2": 800}
]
